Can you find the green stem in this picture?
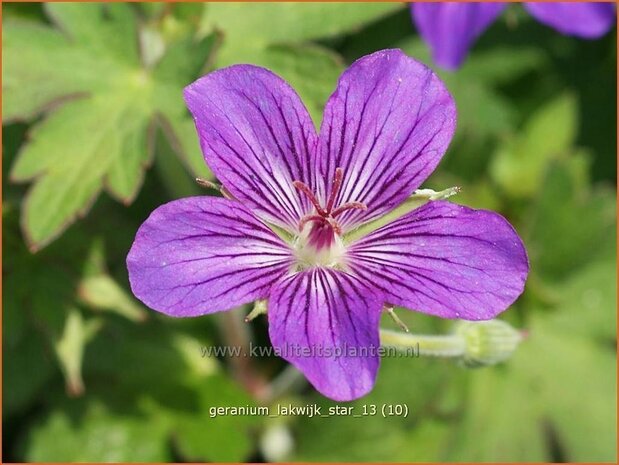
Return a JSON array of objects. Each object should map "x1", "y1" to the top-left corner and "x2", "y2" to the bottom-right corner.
[
  {"x1": 265, "y1": 321, "x2": 522, "y2": 401},
  {"x1": 379, "y1": 329, "x2": 466, "y2": 357}
]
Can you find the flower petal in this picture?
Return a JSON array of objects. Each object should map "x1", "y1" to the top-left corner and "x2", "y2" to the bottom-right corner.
[
  {"x1": 316, "y1": 49, "x2": 456, "y2": 232},
  {"x1": 411, "y1": 2, "x2": 506, "y2": 70},
  {"x1": 347, "y1": 201, "x2": 528, "y2": 320},
  {"x1": 127, "y1": 197, "x2": 293, "y2": 317},
  {"x1": 268, "y1": 268, "x2": 383, "y2": 401},
  {"x1": 525, "y1": 2, "x2": 615, "y2": 38},
  {"x1": 184, "y1": 66, "x2": 318, "y2": 232}
]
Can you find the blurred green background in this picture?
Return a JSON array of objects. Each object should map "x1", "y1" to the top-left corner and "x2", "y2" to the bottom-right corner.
[{"x1": 2, "y1": 2, "x2": 616, "y2": 462}]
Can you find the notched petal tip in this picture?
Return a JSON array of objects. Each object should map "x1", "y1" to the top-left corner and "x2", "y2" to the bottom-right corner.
[
  {"x1": 268, "y1": 268, "x2": 384, "y2": 401},
  {"x1": 183, "y1": 64, "x2": 318, "y2": 233},
  {"x1": 316, "y1": 48, "x2": 457, "y2": 233}
]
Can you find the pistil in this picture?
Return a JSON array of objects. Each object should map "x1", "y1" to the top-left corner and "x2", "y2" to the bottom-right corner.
[
  {"x1": 292, "y1": 167, "x2": 366, "y2": 267},
  {"x1": 293, "y1": 167, "x2": 367, "y2": 239}
]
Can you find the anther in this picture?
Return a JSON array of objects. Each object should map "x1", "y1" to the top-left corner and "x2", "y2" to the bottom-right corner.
[
  {"x1": 331, "y1": 201, "x2": 367, "y2": 218},
  {"x1": 384, "y1": 304, "x2": 410, "y2": 333},
  {"x1": 293, "y1": 167, "x2": 366, "y2": 235},
  {"x1": 196, "y1": 178, "x2": 234, "y2": 199},
  {"x1": 325, "y1": 167, "x2": 344, "y2": 214},
  {"x1": 328, "y1": 218, "x2": 343, "y2": 235}
]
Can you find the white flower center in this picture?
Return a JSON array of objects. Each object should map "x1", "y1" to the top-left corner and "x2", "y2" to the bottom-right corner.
[
  {"x1": 290, "y1": 167, "x2": 366, "y2": 270},
  {"x1": 294, "y1": 219, "x2": 347, "y2": 268}
]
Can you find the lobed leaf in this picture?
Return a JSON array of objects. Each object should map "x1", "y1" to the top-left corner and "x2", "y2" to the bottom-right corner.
[{"x1": 3, "y1": 3, "x2": 214, "y2": 250}]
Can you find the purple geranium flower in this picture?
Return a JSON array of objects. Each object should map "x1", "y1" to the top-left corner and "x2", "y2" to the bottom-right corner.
[
  {"x1": 127, "y1": 50, "x2": 528, "y2": 401},
  {"x1": 411, "y1": 2, "x2": 616, "y2": 70}
]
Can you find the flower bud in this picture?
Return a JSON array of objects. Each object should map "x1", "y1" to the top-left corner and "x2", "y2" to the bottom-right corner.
[{"x1": 454, "y1": 319, "x2": 523, "y2": 367}]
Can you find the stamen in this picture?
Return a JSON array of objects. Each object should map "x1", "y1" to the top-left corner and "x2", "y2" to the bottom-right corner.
[
  {"x1": 384, "y1": 304, "x2": 410, "y2": 333},
  {"x1": 293, "y1": 167, "x2": 365, "y2": 236},
  {"x1": 298, "y1": 214, "x2": 326, "y2": 231},
  {"x1": 326, "y1": 217, "x2": 342, "y2": 235},
  {"x1": 331, "y1": 201, "x2": 367, "y2": 218},
  {"x1": 293, "y1": 181, "x2": 326, "y2": 216},
  {"x1": 196, "y1": 178, "x2": 234, "y2": 199},
  {"x1": 325, "y1": 167, "x2": 344, "y2": 214}
]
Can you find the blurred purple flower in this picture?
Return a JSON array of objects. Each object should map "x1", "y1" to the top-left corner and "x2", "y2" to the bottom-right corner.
[
  {"x1": 127, "y1": 50, "x2": 528, "y2": 401},
  {"x1": 411, "y1": 2, "x2": 616, "y2": 70}
]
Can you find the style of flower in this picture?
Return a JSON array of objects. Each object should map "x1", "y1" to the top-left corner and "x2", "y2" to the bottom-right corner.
[
  {"x1": 127, "y1": 49, "x2": 529, "y2": 401},
  {"x1": 411, "y1": 2, "x2": 616, "y2": 70}
]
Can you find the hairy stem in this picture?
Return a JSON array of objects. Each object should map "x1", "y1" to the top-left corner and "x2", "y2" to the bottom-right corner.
[{"x1": 380, "y1": 329, "x2": 466, "y2": 357}]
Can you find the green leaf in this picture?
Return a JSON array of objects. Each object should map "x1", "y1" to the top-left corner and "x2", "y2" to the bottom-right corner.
[
  {"x1": 4, "y1": 3, "x2": 214, "y2": 250},
  {"x1": 204, "y1": 3, "x2": 398, "y2": 127},
  {"x1": 54, "y1": 309, "x2": 103, "y2": 396},
  {"x1": 448, "y1": 253, "x2": 616, "y2": 462},
  {"x1": 294, "y1": 321, "x2": 458, "y2": 461},
  {"x1": 25, "y1": 400, "x2": 170, "y2": 462},
  {"x1": 78, "y1": 274, "x2": 147, "y2": 322},
  {"x1": 2, "y1": 3, "x2": 45, "y2": 21},
  {"x1": 549, "y1": 258, "x2": 616, "y2": 342},
  {"x1": 528, "y1": 318, "x2": 616, "y2": 462},
  {"x1": 3, "y1": 299, "x2": 54, "y2": 418},
  {"x1": 3, "y1": 201, "x2": 146, "y2": 401},
  {"x1": 2, "y1": 18, "x2": 112, "y2": 122},
  {"x1": 490, "y1": 94, "x2": 579, "y2": 198},
  {"x1": 447, "y1": 363, "x2": 548, "y2": 461},
  {"x1": 457, "y1": 46, "x2": 546, "y2": 86},
  {"x1": 154, "y1": 119, "x2": 211, "y2": 198},
  {"x1": 170, "y1": 375, "x2": 259, "y2": 462},
  {"x1": 201, "y1": 2, "x2": 402, "y2": 46},
  {"x1": 527, "y1": 156, "x2": 616, "y2": 281},
  {"x1": 12, "y1": 95, "x2": 153, "y2": 249},
  {"x1": 78, "y1": 321, "x2": 261, "y2": 462},
  {"x1": 448, "y1": 326, "x2": 615, "y2": 461},
  {"x1": 397, "y1": 38, "x2": 519, "y2": 138}
]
